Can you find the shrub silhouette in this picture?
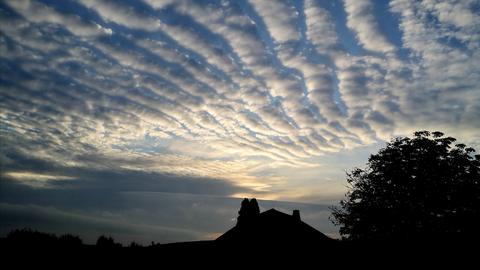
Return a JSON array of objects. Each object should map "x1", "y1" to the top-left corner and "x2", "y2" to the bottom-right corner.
[
  {"x1": 6, "y1": 228, "x2": 58, "y2": 247},
  {"x1": 58, "y1": 234, "x2": 83, "y2": 246},
  {"x1": 129, "y1": 241, "x2": 143, "y2": 248},
  {"x1": 237, "y1": 198, "x2": 260, "y2": 226},
  {"x1": 331, "y1": 131, "x2": 480, "y2": 240},
  {"x1": 6, "y1": 229, "x2": 84, "y2": 248},
  {"x1": 96, "y1": 235, "x2": 122, "y2": 248}
]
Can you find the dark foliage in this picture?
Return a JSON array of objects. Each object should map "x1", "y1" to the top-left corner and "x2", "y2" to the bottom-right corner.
[
  {"x1": 6, "y1": 228, "x2": 83, "y2": 247},
  {"x1": 129, "y1": 241, "x2": 143, "y2": 248},
  {"x1": 6, "y1": 228, "x2": 58, "y2": 247},
  {"x1": 96, "y1": 235, "x2": 122, "y2": 248},
  {"x1": 58, "y1": 233, "x2": 83, "y2": 246},
  {"x1": 237, "y1": 198, "x2": 260, "y2": 226},
  {"x1": 331, "y1": 131, "x2": 480, "y2": 240}
]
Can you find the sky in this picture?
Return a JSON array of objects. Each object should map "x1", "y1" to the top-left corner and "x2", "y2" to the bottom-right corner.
[{"x1": 1, "y1": 0, "x2": 479, "y2": 244}]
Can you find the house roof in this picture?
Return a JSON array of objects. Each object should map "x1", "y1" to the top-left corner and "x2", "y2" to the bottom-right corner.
[{"x1": 216, "y1": 208, "x2": 332, "y2": 244}]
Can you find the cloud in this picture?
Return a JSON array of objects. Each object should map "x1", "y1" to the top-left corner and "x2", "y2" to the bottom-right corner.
[
  {"x1": 388, "y1": 0, "x2": 480, "y2": 138},
  {"x1": 4, "y1": 172, "x2": 77, "y2": 188},
  {"x1": 79, "y1": 0, "x2": 162, "y2": 31},
  {"x1": 4, "y1": 0, "x2": 112, "y2": 37},
  {"x1": 248, "y1": 0, "x2": 300, "y2": 43},
  {"x1": 423, "y1": 0, "x2": 479, "y2": 28},
  {"x1": 1, "y1": 0, "x2": 480, "y2": 217},
  {"x1": 141, "y1": 0, "x2": 175, "y2": 10},
  {"x1": 304, "y1": 0, "x2": 343, "y2": 58},
  {"x1": 0, "y1": 201, "x2": 212, "y2": 244},
  {"x1": 0, "y1": 192, "x2": 337, "y2": 244},
  {"x1": 1, "y1": 149, "x2": 248, "y2": 195},
  {"x1": 343, "y1": 0, "x2": 396, "y2": 53}
]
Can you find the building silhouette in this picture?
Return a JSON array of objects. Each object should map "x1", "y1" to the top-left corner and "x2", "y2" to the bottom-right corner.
[{"x1": 217, "y1": 198, "x2": 332, "y2": 245}]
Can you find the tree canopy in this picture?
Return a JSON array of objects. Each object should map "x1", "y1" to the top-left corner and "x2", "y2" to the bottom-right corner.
[{"x1": 331, "y1": 131, "x2": 480, "y2": 240}]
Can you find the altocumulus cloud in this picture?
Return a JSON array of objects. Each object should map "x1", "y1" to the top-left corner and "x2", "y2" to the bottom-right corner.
[{"x1": 1, "y1": 0, "x2": 480, "y2": 243}]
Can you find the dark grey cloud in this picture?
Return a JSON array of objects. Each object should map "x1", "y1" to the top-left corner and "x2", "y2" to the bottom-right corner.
[
  {"x1": 0, "y1": 145, "x2": 262, "y2": 244},
  {"x1": 1, "y1": 144, "x2": 248, "y2": 197},
  {"x1": 0, "y1": 194, "x2": 337, "y2": 244},
  {"x1": 366, "y1": 110, "x2": 394, "y2": 126},
  {"x1": 0, "y1": 161, "x2": 338, "y2": 240}
]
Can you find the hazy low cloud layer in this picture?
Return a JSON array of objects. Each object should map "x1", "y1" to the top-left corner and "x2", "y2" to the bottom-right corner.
[
  {"x1": 0, "y1": 189, "x2": 336, "y2": 244},
  {"x1": 1, "y1": 0, "x2": 479, "y2": 241}
]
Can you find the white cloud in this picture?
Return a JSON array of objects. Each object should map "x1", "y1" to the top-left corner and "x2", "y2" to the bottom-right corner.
[
  {"x1": 248, "y1": 0, "x2": 300, "y2": 43},
  {"x1": 1, "y1": 0, "x2": 480, "y2": 204},
  {"x1": 389, "y1": 0, "x2": 480, "y2": 136},
  {"x1": 4, "y1": 0, "x2": 112, "y2": 37},
  {"x1": 5, "y1": 172, "x2": 76, "y2": 181},
  {"x1": 141, "y1": 0, "x2": 175, "y2": 10},
  {"x1": 423, "y1": 0, "x2": 479, "y2": 28},
  {"x1": 4, "y1": 171, "x2": 76, "y2": 188},
  {"x1": 304, "y1": 0, "x2": 343, "y2": 58},
  {"x1": 344, "y1": 0, "x2": 396, "y2": 53},
  {"x1": 79, "y1": 0, "x2": 162, "y2": 31}
]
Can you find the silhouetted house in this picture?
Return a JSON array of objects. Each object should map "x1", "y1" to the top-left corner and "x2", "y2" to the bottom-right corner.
[{"x1": 217, "y1": 198, "x2": 332, "y2": 245}]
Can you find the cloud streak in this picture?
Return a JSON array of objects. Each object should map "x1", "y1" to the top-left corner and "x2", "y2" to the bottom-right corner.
[{"x1": 344, "y1": 0, "x2": 395, "y2": 53}]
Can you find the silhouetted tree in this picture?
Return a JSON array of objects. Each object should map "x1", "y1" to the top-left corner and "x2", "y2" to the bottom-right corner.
[
  {"x1": 5, "y1": 229, "x2": 86, "y2": 248},
  {"x1": 129, "y1": 241, "x2": 142, "y2": 248},
  {"x1": 331, "y1": 131, "x2": 480, "y2": 240},
  {"x1": 238, "y1": 198, "x2": 250, "y2": 217},
  {"x1": 250, "y1": 198, "x2": 260, "y2": 215},
  {"x1": 237, "y1": 198, "x2": 260, "y2": 226},
  {"x1": 96, "y1": 235, "x2": 122, "y2": 248},
  {"x1": 58, "y1": 234, "x2": 83, "y2": 246},
  {"x1": 6, "y1": 228, "x2": 58, "y2": 247}
]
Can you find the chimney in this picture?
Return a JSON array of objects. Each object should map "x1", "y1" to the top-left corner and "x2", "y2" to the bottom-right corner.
[{"x1": 292, "y1": 210, "x2": 300, "y2": 221}]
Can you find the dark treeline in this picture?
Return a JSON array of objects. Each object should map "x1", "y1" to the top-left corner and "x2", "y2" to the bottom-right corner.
[
  {"x1": 3, "y1": 228, "x2": 140, "y2": 248},
  {"x1": 1, "y1": 226, "x2": 477, "y2": 267}
]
